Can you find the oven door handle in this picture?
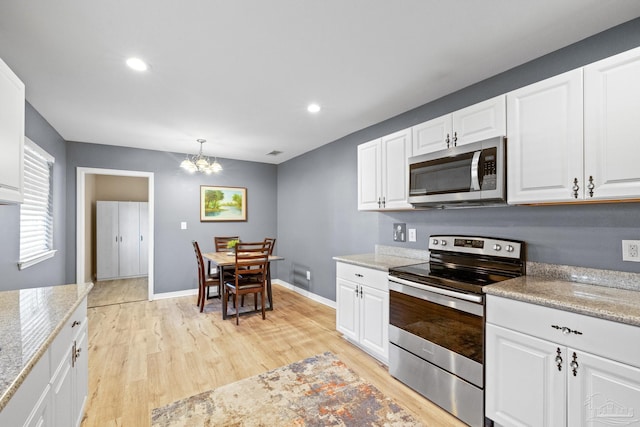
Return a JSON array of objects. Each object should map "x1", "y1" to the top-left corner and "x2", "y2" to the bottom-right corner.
[{"x1": 388, "y1": 275, "x2": 484, "y2": 304}]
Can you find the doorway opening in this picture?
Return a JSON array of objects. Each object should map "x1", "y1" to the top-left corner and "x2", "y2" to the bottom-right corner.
[{"x1": 76, "y1": 168, "x2": 155, "y2": 303}]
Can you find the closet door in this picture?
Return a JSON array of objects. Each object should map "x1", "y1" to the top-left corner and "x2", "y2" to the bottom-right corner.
[
  {"x1": 139, "y1": 202, "x2": 149, "y2": 275},
  {"x1": 117, "y1": 202, "x2": 141, "y2": 277},
  {"x1": 96, "y1": 201, "x2": 119, "y2": 280}
]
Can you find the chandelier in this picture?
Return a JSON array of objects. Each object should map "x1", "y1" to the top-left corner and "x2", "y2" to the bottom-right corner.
[{"x1": 180, "y1": 139, "x2": 223, "y2": 174}]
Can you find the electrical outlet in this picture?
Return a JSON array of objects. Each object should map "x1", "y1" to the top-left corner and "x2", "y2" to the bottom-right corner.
[
  {"x1": 408, "y1": 229, "x2": 417, "y2": 242},
  {"x1": 622, "y1": 240, "x2": 640, "y2": 262},
  {"x1": 306, "y1": 271, "x2": 311, "y2": 280}
]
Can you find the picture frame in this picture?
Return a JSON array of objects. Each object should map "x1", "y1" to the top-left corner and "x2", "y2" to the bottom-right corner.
[{"x1": 200, "y1": 186, "x2": 247, "y2": 222}]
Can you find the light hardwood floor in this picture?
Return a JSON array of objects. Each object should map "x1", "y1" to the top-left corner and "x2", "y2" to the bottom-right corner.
[
  {"x1": 87, "y1": 277, "x2": 148, "y2": 308},
  {"x1": 81, "y1": 284, "x2": 465, "y2": 427}
]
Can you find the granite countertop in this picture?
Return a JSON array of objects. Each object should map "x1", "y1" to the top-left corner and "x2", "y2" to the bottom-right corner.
[
  {"x1": 0, "y1": 282, "x2": 93, "y2": 411},
  {"x1": 486, "y1": 276, "x2": 640, "y2": 327},
  {"x1": 333, "y1": 253, "x2": 425, "y2": 272}
]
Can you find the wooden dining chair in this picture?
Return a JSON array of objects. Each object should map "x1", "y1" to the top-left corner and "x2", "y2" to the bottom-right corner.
[
  {"x1": 264, "y1": 237, "x2": 276, "y2": 309},
  {"x1": 223, "y1": 241, "x2": 270, "y2": 325},
  {"x1": 214, "y1": 236, "x2": 239, "y2": 253},
  {"x1": 192, "y1": 240, "x2": 221, "y2": 312}
]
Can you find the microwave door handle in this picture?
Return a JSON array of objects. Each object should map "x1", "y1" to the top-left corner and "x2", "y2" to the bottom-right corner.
[{"x1": 470, "y1": 150, "x2": 482, "y2": 191}]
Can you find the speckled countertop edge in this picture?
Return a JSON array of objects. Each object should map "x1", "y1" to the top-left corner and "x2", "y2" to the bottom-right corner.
[
  {"x1": 0, "y1": 282, "x2": 94, "y2": 411},
  {"x1": 486, "y1": 274, "x2": 640, "y2": 327},
  {"x1": 333, "y1": 245, "x2": 428, "y2": 272}
]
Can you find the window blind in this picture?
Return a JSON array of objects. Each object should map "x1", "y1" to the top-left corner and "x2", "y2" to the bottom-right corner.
[{"x1": 19, "y1": 138, "x2": 55, "y2": 269}]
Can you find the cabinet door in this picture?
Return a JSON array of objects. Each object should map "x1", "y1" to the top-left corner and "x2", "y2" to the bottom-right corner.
[
  {"x1": 51, "y1": 346, "x2": 74, "y2": 427},
  {"x1": 336, "y1": 278, "x2": 359, "y2": 342},
  {"x1": 411, "y1": 114, "x2": 452, "y2": 156},
  {"x1": 73, "y1": 325, "x2": 89, "y2": 427},
  {"x1": 23, "y1": 385, "x2": 51, "y2": 427},
  {"x1": 567, "y1": 349, "x2": 640, "y2": 427},
  {"x1": 0, "y1": 57, "x2": 25, "y2": 204},
  {"x1": 359, "y1": 285, "x2": 389, "y2": 363},
  {"x1": 381, "y1": 129, "x2": 412, "y2": 210},
  {"x1": 139, "y1": 202, "x2": 149, "y2": 275},
  {"x1": 357, "y1": 139, "x2": 382, "y2": 210},
  {"x1": 96, "y1": 201, "x2": 120, "y2": 280},
  {"x1": 584, "y1": 46, "x2": 640, "y2": 201},
  {"x1": 118, "y1": 201, "x2": 141, "y2": 277},
  {"x1": 452, "y1": 95, "x2": 506, "y2": 146},
  {"x1": 507, "y1": 69, "x2": 584, "y2": 204},
  {"x1": 486, "y1": 324, "x2": 566, "y2": 427}
]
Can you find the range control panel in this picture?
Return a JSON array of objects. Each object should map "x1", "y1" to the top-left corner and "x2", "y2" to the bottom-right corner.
[{"x1": 428, "y1": 235, "x2": 523, "y2": 259}]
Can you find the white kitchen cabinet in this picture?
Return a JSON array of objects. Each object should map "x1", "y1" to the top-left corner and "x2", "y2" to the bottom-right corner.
[
  {"x1": 507, "y1": 69, "x2": 584, "y2": 204},
  {"x1": 336, "y1": 262, "x2": 389, "y2": 363},
  {"x1": 0, "y1": 56, "x2": 25, "y2": 204},
  {"x1": 97, "y1": 201, "x2": 149, "y2": 280},
  {"x1": 584, "y1": 46, "x2": 640, "y2": 200},
  {"x1": 357, "y1": 128, "x2": 412, "y2": 211},
  {"x1": 486, "y1": 295, "x2": 640, "y2": 427},
  {"x1": 0, "y1": 297, "x2": 88, "y2": 427},
  {"x1": 412, "y1": 95, "x2": 506, "y2": 156}
]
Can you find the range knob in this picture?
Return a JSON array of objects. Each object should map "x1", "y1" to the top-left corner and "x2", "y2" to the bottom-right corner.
[
  {"x1": 506, "y1": 245, "x2": 514, "y2": 253},
  {"x1": 440, "y1": 240, "x2": 447, "y2": 246},
  {"x1": 432, "y1": 239, "x2": 439, "y2": 245},
  {"x1": 493, "y1": 244, "x2": 502, "y2": 251}
]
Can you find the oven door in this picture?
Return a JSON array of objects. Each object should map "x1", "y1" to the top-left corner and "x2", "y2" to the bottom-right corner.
[{"x1": 388, "y1": 276, "x2": 484, "y2": 387}]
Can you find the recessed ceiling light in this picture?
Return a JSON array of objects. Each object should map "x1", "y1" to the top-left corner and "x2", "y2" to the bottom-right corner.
[
  {"x1": 126, "y1": 57, "x2": 149, "y2": 72},
  {"x1": 307, "y1": 103, "x2": 321, "y2": 113}
]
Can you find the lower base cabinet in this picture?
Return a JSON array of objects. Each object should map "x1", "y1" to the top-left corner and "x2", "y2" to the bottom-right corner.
[
  {"x1": 486, "y1": 295, "x2": 640, "y2": 427},
  {"x1": 0, "y1": 297, "x2": 88, "y2": 427},
  {"x1": 336, "y1": 262, "x2": 389, "y2": 363}
]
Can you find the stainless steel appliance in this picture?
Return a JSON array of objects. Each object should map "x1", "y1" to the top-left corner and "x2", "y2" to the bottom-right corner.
[
  {"x1": 408, "y1": 136, "x2": 506, "y2": 208},
  {"x1": 388, "y1": 235, "x2": 525, "y2": 427}
]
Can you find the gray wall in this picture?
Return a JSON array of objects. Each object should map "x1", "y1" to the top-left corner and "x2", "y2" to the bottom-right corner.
[
  {"x1": 277, "y1": 18, "x2": 640, "y2": 302},
  {"x1": 0, "y1": 103, "x2": 67, "y2": 291},
  {"x1": 65, "y1": 142, "x2": 277, "y2": 294}
]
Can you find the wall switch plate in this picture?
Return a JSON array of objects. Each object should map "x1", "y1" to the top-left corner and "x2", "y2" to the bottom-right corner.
[
  {"x1": 393, "y1": 223, "x2": 406, "y2": 242},
  {"x1": 180, "y1": 221, "x2": 187, "y2": 230},
  {"x1": 622, "y1": 240, "x2": 640, "y2": 262},
  {"x1": 408, "y1": 229, "x2": 417, "y2": 242},
  {"x1": 306, "y1": 271, "x2": 311, "y2": 280}
]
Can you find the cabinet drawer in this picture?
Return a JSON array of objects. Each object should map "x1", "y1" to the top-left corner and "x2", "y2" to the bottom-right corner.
[
  {"x1": 50, "y1": 299, "x2": 87, "y2": 373},
  {"x1": 336, "y1": 263, "x2": 388, "y2": 291},
  {"x1": 487, "y1": 295, "x2": 640, "y2": 368}
]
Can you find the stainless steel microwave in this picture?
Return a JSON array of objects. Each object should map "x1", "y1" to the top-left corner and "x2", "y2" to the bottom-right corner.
[{"x1": 408, "y1": 136, "x2": 506, "y2": 207}]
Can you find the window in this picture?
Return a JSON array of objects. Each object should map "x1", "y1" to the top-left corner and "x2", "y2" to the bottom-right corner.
[{"x1": 18, "y1": 137, "x2": 56, "y2": 270}]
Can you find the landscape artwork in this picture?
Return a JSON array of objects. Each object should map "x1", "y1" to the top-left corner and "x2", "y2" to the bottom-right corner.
[{"x1": 200, "y1": 186, "x2": 247, "y2": 221}]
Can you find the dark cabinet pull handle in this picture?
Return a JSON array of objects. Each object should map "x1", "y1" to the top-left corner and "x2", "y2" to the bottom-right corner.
[
  {"x1": 555, "y1": 348, "x2": 563, "y2": 371},
  {"x1": 445, "y1": 133, "x2": 450, "y2": 148},
  {"x1": 453, "y1": 132, "x2": 458, "y2": 146},
  {"x1": 587, "y1": 176, "x2": 595, "y2": 197},
  {"x1": 72, "y1": 320, "x2": 81, "y2": 328},
  {"x1": 570, "y1": 352, "x2": 579, "y2": 376},
  {"x1": 572, "y1": 178, "x2": 580, "y2": 198}
]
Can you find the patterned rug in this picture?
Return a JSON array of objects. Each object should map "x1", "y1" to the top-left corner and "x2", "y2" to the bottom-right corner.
[{"x1": 151, "y1": 352, "x2": 423, "y2": 427}]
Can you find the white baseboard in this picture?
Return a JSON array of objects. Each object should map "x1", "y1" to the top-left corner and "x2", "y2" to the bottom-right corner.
[
  {"x1": 272, "y1": 279, "x2": 336, "y2": 309},
  {"x1": 152, "y1": 288, "x2": 198, "y2": 300}
]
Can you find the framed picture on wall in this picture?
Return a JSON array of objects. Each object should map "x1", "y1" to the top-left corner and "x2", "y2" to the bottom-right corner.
[{"x1": 200, "y1": 186, "x2": 247, "y2": 222}]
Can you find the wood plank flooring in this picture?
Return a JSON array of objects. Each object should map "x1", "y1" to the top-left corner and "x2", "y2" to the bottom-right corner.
[
  {"x1": 81, "y1": 284, "x2": 465, "y2": 427},
  {"x1": 87, "y1": 277, "x2": 148, "y2": 308}
]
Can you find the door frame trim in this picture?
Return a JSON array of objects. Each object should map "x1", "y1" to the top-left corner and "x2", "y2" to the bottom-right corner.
[{"x1": 76, "y1": 167, "x2": 155, "y2": 300}]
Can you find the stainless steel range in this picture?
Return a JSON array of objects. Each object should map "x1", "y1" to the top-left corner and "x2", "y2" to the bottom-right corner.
[{"x1": 388, "y1": 235, "x2": 525, "y2": 427}]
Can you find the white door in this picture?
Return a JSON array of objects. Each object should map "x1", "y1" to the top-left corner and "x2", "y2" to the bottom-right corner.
[
  {"x1": 139, "y1": 202, "x2": 149, "y2": 275},
  {"x1": 507, "y1": 69, "x2": 584, "y2": 204},
  {"x1": 411, "y1": 114, "x2": 452, "y2": 156},
  {"x1": 567, "y1": 349, "x2": 640, "y2": 427},
  {"x1": 486, "y1": 324, "x2": 566, "y2": 427},
  {"x1": 118, "y1": 201, "x2": 141, "y2": 277},
  {"x1": 359, "y1": 285, "x2": 389, "y2": 363},
  {"x1": 584, "y1": 46, "x2": 640, "y2": 201},
  {"x1": 336, "y1": 278, "x2": 359, "y2": 342},
  {"x1": 96, "y1": 201, "x2": 119, "y2": 280},
  {"x1": 381, "y1": 129, "x2": 412, "y2": 210},
  {"x1": 452, "y1": 95, "x2": 506, "y2": 146},
  {"x1": 357, "y1": 139, "x2": 382, "y2": 210}
]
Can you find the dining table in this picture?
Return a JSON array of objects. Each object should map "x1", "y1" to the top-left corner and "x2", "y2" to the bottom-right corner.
[{"x1": 202, "y1": 251, "x2": 284, "y2": 319}]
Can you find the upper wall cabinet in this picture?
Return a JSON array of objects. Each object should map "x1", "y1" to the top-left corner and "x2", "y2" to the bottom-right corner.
[
  {"x1": 0, "y1": 57, "x2": 25, "y2": 204},
  {"x1": 508, "y1": 46, "x2": 640, "y2": 204},
  {"x1": 358, "y1": 128, "x2": 413, "y2": 210},
  {"x1": 507, "y1": 69, "x2": 584, "y2": 204},
  {"x1": 412, "y1": 95, "x2": 506, "y2": 156},
  {"x1": 584, "y1": 46, "x2": 640, "y2": 200}
]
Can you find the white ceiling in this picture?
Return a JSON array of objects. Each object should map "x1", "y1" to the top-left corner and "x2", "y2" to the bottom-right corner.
[{"x1": 1, "y1": 1, "x2": 640, "y2": 164}]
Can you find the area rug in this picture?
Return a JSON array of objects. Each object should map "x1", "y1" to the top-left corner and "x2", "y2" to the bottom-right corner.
[{"x1": 151, "y1": 352, "x2": 423, "y2": 427}]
